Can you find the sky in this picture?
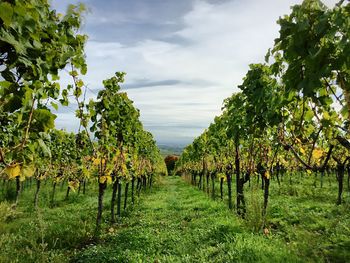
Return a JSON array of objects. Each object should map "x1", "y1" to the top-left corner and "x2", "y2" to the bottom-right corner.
[{"x1": 51, "y1": 0, "x2": 338, "y2": 147}]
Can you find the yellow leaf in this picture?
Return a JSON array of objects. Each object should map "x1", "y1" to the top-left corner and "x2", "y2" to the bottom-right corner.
[
  {"x1": 106, "y1": 175, "x2": 112, "y2": 184},
  {"x1": 121, "y1": 163, "x2": 128, "y2": 176},
  {"x1": 54, "y1": 177, "x2": 62, "y2": 183},
  {"x1": 92, "y1": 158, "x2": 100, "y2": 166},
  {"x1": 312, "y1": 149, "x2": 323, "y2": 160},
  {"x1": 92, "y1": 157, "x2": 106, "y2": 166},
  {"x1": 300, "y1": 147, "x2": 305, "y2": 155},
  {"x1": 82, "y1": 167, "x2": 90, "y2": 178},
  {"x1": 99, "y1": 175, "x2": 112, "y2": 184},
  {"x1": 68, "y1": 180, "x2": 79, "y2": 192},
  {"x1": 21, "y1": 165, "x2": 35, "y2": 178},
  {"x1": 5, "y1": 163, "x2": 21, "y2": 179},
  {"x1": 265, "y1": 171, "x2": 270, "y2": 179},
  {"x1": 104, "y1": 169, "x2": 112, "y2": 177},
  {"x1": 218, "y1": 172, "x2": 226, "y2": 179},
  {"x1": 99, "y1": 176, "x2": 106, "y2": 184},
  {"x1": 323, "y1": 111, "x2": 330, "y2": 120},
  {"x1": 68, "y1": 181, "x2": 74, "y2": 189},
  {"x1": 306, "y1": 170, "x2": 312, "y2": 175},
  {"x1": 39, "y1": 172, "x2": 47, "y2": 180}
]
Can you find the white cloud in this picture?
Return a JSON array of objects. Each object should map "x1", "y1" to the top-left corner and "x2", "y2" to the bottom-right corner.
[{"x1": 53, "y1": 0, "x2": 338, "y2": 145}]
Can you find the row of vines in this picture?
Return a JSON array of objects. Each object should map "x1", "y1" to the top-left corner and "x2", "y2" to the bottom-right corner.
[
  {"x1": 0, "y1": 0, "x2": 166, "y2": 233},
  {"x1": 175, "y1": 0, "x2": 350, "y2": 226}
]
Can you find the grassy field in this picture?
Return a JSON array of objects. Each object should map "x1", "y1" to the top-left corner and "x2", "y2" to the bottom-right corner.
[
  {"x1": 182, "y1": 172, "x2": 350, "y2": 262},
  {"x1": 0, "y1": 175, "x2": 349, "y2": 262}
]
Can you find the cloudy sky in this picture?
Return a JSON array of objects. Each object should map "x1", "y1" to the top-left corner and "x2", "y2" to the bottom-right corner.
[{"x1": 51, "y1": 0, "x2": 337, "y2": 146}]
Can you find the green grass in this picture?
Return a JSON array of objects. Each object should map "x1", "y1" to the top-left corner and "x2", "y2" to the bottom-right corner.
[
  {"x1": 183, "y1": 172, "x2": 350, "y2": 262},
  {"x1": 266, "y1": 174, "x2": 350, "y2": 262},
  {"x1": 0, "y1": 180, "x2": 98, "y2": 263},
  {"x1": 72, "y1": 177, "x2": 300, "y2": 263},
  {"x1": 0, "y1": 175, "x2": 349, "y2": 262}
]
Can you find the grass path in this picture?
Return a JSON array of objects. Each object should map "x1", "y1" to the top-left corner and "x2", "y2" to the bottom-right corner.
[{"x1": 73, "y1": 176, "x2": 301, "y2": 263}]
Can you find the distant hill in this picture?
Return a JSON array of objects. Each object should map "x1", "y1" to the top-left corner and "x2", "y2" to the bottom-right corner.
[{"x1": 158, "y1": 144, "x2": 184, "y2": 157}]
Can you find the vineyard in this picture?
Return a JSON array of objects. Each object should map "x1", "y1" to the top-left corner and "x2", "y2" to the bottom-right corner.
[
  {"x1": 174, "y1": 0, "x2": 350, "y2": 261},
  {"x1": 0, "y1": 0, "x2": 350, "y2": 262}
]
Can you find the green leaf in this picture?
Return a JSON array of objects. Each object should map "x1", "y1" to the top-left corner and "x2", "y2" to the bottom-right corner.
[
  {"x1": 0, "y1": 80, "x2": 11, "y2": 88},
  {"x1": 69, "y1": 70, "x2": 78, "y2": 77},
  {"x1": 304, "y1": 109, "x2": 314, "y2": 122},
  {"x1": 37, "y1": 139, "x2": 51, "y2": 158},
  {"x1": 76, "y1": 79, "x2": 84, "y2": 88},
  {"x1": 51, "y1": 102, "x2": 58, "y2": 111},
  {"x1": 0, "y1": 2, "x2": 13, "y2": 26},
  {"x1": 0, "y1": 28, "x2": 26, "y2": 54},
  {"x1": 32, "y1": 109, "x2": 56, "y2": 132},
  {"x1": 341, "y1": 106, "x2": 348, "y2": 120},
  {"x1": 81, "y1": 65, "x2": 87, "y2": 75}
]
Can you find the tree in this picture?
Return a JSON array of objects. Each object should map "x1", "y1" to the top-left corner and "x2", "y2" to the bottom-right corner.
[{"x1": 0, "y1": 0, "x2": 87, "y2": 204}]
